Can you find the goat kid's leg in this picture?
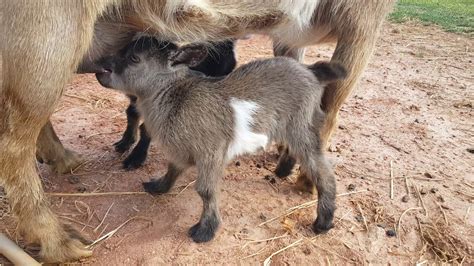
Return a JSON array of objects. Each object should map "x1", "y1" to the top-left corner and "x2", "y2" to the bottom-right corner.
[
  {"x1": 123, "y1": 123, "x2": 151, "y2": 169},
  {"x1": 143, "y1": 163, "x2": 186, "y2": 194},
  {"x1": 293, "y1": 134, "x2": 336, "y2": 233},
  {"x1": 188, "y1": 159, "x2": 223, "y2": 243},
  {"x1": 272, "y1": 43, "x2": 314, "y2": 191},
  {"x1": 114, "y1": 95, "x2": 140, "y2": 153},
  {"x1": 36, "y1": 120, "x2": 84, "y2": 174}
]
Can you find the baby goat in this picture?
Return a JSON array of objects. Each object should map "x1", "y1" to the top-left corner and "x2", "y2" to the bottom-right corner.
[
  {"x1": 114, "y1": 40, "x2": 237, "y2": 169},
  {"x1": 96, "y1": 37, "x2": 346, "y2": 243}
]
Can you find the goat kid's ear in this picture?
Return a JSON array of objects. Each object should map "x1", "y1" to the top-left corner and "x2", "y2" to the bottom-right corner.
[
  {"x1": 169, "y1": 44, "x2": 208, "y2": 68},
  {"x1": 310, "y1": 61, "x2": 348, "y2": 84}
]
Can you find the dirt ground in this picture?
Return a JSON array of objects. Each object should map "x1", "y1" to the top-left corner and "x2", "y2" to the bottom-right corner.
[{"x1": 1, "y1": 21, "x2": 473, "y2": 265}]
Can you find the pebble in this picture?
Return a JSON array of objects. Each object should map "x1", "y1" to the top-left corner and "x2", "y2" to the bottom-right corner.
[
  {"x1": 386, "y1": 229, "x2": 397, "y2": 237},
  {"x1": 437, "y1": 195, "x2": 445, "y2": 202},
  {"x1": 235, "y1": 161, "x2": 241, "y2": 167},
  {"x1": 419, "y1": 187, "x2": 427, "y2": 195},
  {"x1": 401, "y1": 195, "x2": 409, "y2": 202},
  {"x1": 347, "y1": 184, "x2": 356, "y2": 191},
  {"x1": 302, "y1": 248, "x2": 312, "y2": 255},
  {"x1": 424, "y1": 172, "x2": 434, "y2": 179}
]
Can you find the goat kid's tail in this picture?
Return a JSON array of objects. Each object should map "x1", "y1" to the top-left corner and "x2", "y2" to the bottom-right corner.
[{"x1": 308, "y1": 61, "x2": 347, "y2": 85}]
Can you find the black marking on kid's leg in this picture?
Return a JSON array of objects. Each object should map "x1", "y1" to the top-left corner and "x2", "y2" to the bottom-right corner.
[
  {"x1": 123, "y1": 124, "x2": 151, "y2": 169},
  {"x1": 115, "y1": 98, "x2": 140, "y2": 153},
  {"x1": 143, "y1": 163, "x2": 183, "y2": 194},
  {"x1": 275, "y1": 153, "x2": 296, "y2": 178}
]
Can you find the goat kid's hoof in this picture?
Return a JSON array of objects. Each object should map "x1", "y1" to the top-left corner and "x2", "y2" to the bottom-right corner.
[
  {"x1": 188, "y1": 223, "x2": 216, "y2": 243},
  {"x1": 143, "y1": 178, "x2": 171, "y2": 195},
  {"x1": 113, "y1": 138, "x2": 135, "y2": 153},
  {"x1": 274, "y1": 156, "x2": 296, "y2": 178},
  {"x1": 122, "y1": 153, "x2": 146, "y2": 170},
  {"x1": 52, "y1": 149, "x2": 84, "y2": 174},
  {"x1": 312, "y1": 219, "x2": 334, "y2": 235}
]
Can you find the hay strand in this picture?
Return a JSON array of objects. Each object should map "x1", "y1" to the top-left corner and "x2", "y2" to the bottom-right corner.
[
  {"x1": 397, "y1": 207, "x2": 422, "y2": 245},
  {"x1": 356, "y1": 203, "x2": 369, "y2": 231},
  {"x1": 390, "y1": 160, "x2": 394, "y2": 199},
  {"x1": 47, "y1": 191, "x2": 149, "y2": 197},
  {"x1": 87, "y1": 216, "x2": 152, "y2": 248},
  {"x1": 263, "y1": 238, "x2": 303, "y2": 266},
  {"x1": 94, "y1": 202, "x2": 115, "y2": 232}
]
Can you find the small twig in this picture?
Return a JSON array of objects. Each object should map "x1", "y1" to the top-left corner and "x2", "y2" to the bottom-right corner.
[
  {"x1": 356, "y1": 203, "x2": 369, "y2": 231},
  {"x1": 263, "y1": 238, "x2": 304, "y2": 266},
  {"x1": 311, "y1": 241, "x2": 353, "y2": 262},
  {"x1": 87, "y1": 216, "x2": 152, "y2": 248},
  {"x1": 241, "y1": 246, "x2": 267, "y2": 259},
  {"x1": 397, "y1": 207, "x2": 422, "y2": 245},
  {"x1": 414, "y1": 185, "x2": 428, "y2": 216},
  {"x1": 404, "y1": 175, "x2": 411, "y2": 196},
  {"x1": 379, "y1": 135, "x2": 410, "y2": 154},
  {"x1": 176, "y1": 180, "x2": 196, "y2": 196},
  {"x1": 464, "y1": 206, "x2": 471, "y2": 225},
  {"x1": 435, "y1": 201, "x2": 449, "y2": 226},
  {"x1": 86, "y1": 131, "x2": 121, "y2": 140},
  {"x1": 64, "y1": 93, "x2": 89, "y2": 102},
  {"x1": 94, "y1": 202, "x2": 115, "y2": 232},
  {"x1": 259, "y1": 190, "x2": 369, "y2": 227},
  {"x1": 242, "y1": 233, "x2": 288, "y2": 249},
  {"x1": 47, "y1": 191, "x2": 149, "y2": 197},
  {"x1": 390, "y1": 160, "x2": 394, "y2": 200}
]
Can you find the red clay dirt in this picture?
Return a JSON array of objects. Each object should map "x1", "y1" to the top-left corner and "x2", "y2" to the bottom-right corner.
[{"x1": 1, "y1": 21, "x2": 473, "y2": 265}]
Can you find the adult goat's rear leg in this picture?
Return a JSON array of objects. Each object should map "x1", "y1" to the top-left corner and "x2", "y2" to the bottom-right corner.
[
  {"x1": 2, "y1": 1, "x2": 105, "y2": 262},
  {"x1": 319, "y1": 2, "x2": 395, "y2": 146},
  {"x1": 36, "y1": 121, "x2": 84, "y2": 174}
]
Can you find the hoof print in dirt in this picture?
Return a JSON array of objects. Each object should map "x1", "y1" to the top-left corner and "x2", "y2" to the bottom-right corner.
[
  {"x1": 188, "y1": 221, "x2": 218, "y2": 243},
  {"x1": 143, "y1": 179, "x2": 172, "y2": 195}
]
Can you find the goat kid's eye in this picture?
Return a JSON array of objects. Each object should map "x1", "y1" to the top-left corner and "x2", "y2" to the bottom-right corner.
[{"x1": 130, "y1": 55, "x2": 140, "y2": 63}]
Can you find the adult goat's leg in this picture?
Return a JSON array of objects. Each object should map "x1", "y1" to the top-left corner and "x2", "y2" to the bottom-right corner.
[
  {"x1": 2, "y1": 1, "x2": 108, "y2": 262},
  {"x1": 36, "y1": 121, "x2": 84, "y2": 174}
]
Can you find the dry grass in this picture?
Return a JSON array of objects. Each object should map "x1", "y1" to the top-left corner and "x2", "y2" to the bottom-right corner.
[{"x1": 419, "y1": 217, "x2": 472, "y2": 263}]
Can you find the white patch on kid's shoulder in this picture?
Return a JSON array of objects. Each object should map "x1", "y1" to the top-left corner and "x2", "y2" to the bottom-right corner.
[{"x1": 227, "y1": 98, "x2": 268, "y2": 161}]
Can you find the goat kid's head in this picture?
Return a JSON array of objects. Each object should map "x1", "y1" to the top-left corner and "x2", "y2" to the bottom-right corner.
[{"x1": 95, "y1": 36, "x2": 208, "y2": 93}]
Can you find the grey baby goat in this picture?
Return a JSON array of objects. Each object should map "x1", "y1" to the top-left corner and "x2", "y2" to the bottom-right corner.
[{"x1": 96, "y1": 37, "x2": 347, "y2": 243}]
